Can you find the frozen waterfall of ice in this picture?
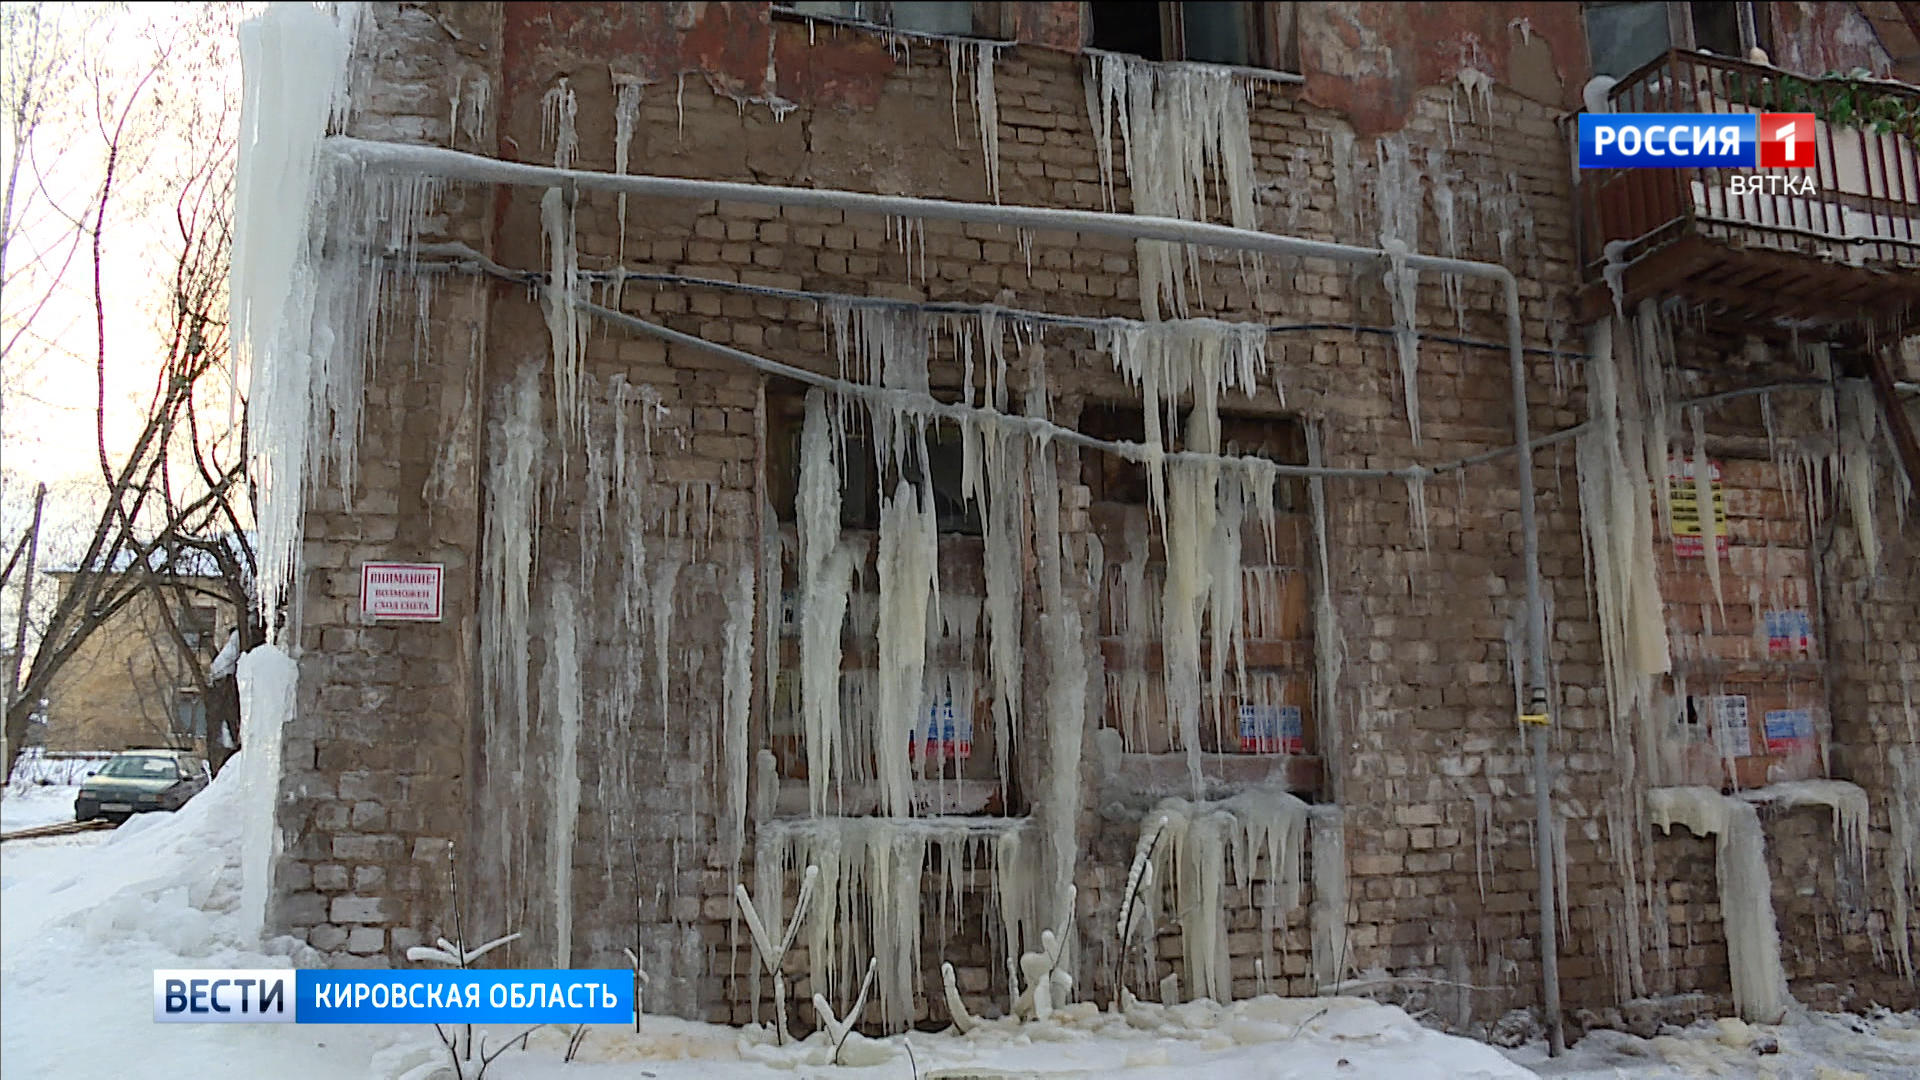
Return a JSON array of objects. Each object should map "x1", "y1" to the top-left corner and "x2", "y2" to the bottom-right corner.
[
  {"x1": 1133, "y1": 788, "x2": 1311, "y2": 1005},
  {"x1": 233, "y1": 2, "x2": 366, "y2": 634},
  {"x1": 1648, "y1": 786, "x2": 1791, "y2": 1022}
]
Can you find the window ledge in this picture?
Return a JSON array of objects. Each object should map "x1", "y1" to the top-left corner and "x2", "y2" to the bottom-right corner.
[
  {"x1": 770, "y1": 7, "x2": 1015, "y2": 49},
  {"x1": 772, "y1": 777, "x2": 1008, "y2": 817},
  {"x1": 1105, "y1": 750, "x2": 1321, "y2": 799},
  {"x1": 1081, "y1": 47, "x2": 1305, "y2": 86}
]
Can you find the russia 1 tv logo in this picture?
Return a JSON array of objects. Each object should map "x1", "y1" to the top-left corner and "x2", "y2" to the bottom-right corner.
[{"x1": 1758, "y1": 113, "x2": 1816, "y2": 168}]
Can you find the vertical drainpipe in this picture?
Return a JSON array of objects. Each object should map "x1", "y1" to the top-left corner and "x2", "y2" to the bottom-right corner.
[{"x1": 1502, "y1": 272, "x2": 1565, "y2": 1056}]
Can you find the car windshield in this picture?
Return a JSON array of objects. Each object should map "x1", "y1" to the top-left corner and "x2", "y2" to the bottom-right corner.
[{"x1": 98, "y1": 756, "x2": 180, "y2": 779}]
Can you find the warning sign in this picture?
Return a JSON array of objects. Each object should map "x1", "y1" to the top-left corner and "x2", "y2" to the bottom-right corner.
[
  {"x1": 1667, "y1": 456, "x2": 1728, "y2": 558},
  {"x1": 360, "y1": 562, "x2": 444, "y2": 621}
]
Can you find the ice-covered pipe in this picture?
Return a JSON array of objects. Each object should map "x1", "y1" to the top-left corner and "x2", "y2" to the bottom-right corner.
[{"x1": 327, "y1": 134, "x2": 1565, "y2": 1050}]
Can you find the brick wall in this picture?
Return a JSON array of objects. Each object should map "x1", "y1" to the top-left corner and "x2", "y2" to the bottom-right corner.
[{"x1": 268, "y1": 0, "x2": 1918, "y2": 1035}]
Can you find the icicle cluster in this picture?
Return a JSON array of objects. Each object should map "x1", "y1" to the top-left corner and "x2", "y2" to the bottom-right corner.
[
  {"x1": 1085, "y1": 52, "x2": 1261, "y2": 321},
  {"x1": 1128, "y1": 789, "x2": 1311, "y2": 1004},
  {"x1": 754, "y1": 817, "x2": 1036, "y2": 1032},
  {"x1": 949, "y1": 41, "x2": 1003, "y2": 203},
  {"x1": 1575, "y1": 316, "x2": 1673, "y2": 763},
  {"x1": 238, "y1": 3, "x2": 429, "y2": 636}
]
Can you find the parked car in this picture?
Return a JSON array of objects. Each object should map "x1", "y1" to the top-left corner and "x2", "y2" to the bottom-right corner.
[{"x1": 74, "y1": 749, "x2": 211, "y2": 823}]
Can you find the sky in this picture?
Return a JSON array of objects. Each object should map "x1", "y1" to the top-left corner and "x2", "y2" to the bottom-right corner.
[{"x1": 1, "y1": 2, "x2": 246, "y2": 559}]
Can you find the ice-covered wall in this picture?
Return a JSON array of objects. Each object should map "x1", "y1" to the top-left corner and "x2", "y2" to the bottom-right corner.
[{"x1": 271, "y1": 1, "x2": 1919, "y2": 1037}]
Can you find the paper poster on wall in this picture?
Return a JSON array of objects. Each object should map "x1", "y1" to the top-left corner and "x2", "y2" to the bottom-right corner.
[
  {"x1": 1666, "y1": 456, "x2": 1728, "y2": 558},
  {"x1": 911, "y1": 697, "x2": 973, "y2": 761},
  {"x1": 1764, "y1": 609, "x2": 1814, "y2": 657},
  {"x1": 1764, "y1": 709, "x2": 1813, "y2": 756},
  {"x1": 1709, "y1": 694, "x2": 1751, "y2": 758},
  {"x1": 1238, "y1": 703, "x2": 1304, "y2": 754}
]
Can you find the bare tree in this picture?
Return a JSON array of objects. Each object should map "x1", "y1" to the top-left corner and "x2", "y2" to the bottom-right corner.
[{"x1": 1, "y1": 4, "x2": 255, "y2": 777}]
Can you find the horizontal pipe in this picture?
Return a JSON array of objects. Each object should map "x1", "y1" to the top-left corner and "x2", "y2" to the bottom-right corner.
[{"x1": 332, "y1": 136, "x2": 1514, "y2": 284}]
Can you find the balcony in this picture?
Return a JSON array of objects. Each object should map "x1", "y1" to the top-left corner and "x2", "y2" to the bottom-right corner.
[{"x1": 1573, "y1": 50, "x2": 1920, "y2": 338}]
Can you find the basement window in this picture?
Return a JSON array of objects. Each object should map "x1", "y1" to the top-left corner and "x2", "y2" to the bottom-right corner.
[{"x1": 1089, "y1": 2, "x2": 1299, "y2": 73}]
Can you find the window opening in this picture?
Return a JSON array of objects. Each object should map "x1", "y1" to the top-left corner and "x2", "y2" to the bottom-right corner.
[
  {"x1": 1653, "y1": 451, "x2": 1825, "y2": 790},
  {"x1": 765, "y1": 388, "x2": 1010, "y2": 818},
  {"x1": 1089, "y1": 2, "x2": 1168, "y2": 61},
  {"x1": 1091, "y1": 3, "x2": 1298, "y2": 72},
  {"x1": 779, "y1": 2, "x2": 977, "y2": 37},
  {"x1": 1585, "y1": 1, "x2": 1672, "y2": 80},
  {"x1": 1689, "y1": 1, "x2": 1743, "y2": 57},
  {"x1": 1085, "y1": 406, "x2": 1318, "y2": 782},
  {"x1": 1182, "y1": 1, "x2": 1252, "y2": 66}
]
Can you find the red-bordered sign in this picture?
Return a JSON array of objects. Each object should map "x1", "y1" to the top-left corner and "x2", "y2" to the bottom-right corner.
[{"x1": 360, "y1": 562, "x2": 444, "y2": 621}]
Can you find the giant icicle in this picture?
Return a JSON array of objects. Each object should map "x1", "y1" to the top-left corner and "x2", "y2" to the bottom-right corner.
[
  {"x1": 1889, "y1": 746, "x2": 1920, "y2": 982},
  {"x1": 238, "y1": 3, "x2": 409, "y2": 636},
  {"x1": 950, "y1": 41, "x2": 1003, "y2": 203},
  {"x1": 1576, "y1": 318, "x2": 1671, "y2": 758},
  {"x1": 480, "y1": 366, "x2": 546, "y2": 899},
  {"x1": 797, "y1": 391, "x2": 852, "y2": 815},
  {"x1": 547, "y1": 584, "x2": 583, "y2": 967},
  {"x1": 875, "y1": 480, "x2": 940, "y2": 818},
  {"x1": 542, "y1": 186, "x2": 587, "y2": 453},
  {"x1": 722, "y1": 562, "x2": 757, "y2": 873}
]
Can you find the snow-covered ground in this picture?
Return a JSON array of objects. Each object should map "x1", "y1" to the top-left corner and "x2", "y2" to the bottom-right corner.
[
  {"x1": 3, "y1": 756, "x2": 1915, "y2": 1079},
  {"x1": 1, "y1": 781, "x2": 81, "y2": 832}
]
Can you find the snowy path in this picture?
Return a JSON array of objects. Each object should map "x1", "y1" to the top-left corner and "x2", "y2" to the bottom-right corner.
[{"x1": 3, "y1": 765, "x2": 1914, "y2": 1079}]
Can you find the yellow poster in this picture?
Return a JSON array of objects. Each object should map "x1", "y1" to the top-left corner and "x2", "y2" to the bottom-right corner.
[{"x1": 1666, "y1": 455, "x2": 1727, "y2": 558}]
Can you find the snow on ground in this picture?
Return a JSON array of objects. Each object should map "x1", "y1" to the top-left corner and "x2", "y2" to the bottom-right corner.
[
  {"x1": 3, "y1": 754, "x2": 1914, "y2": 1079},
  {"x1": 1506, "y1": 1010, "x2": 1920, "y2": 1079},
  {"x1": 1, "y1": 781, "x2": 81, "y2": 832}
]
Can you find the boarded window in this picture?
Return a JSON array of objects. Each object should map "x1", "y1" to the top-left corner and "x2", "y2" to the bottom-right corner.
[
  {"x1": 1083, "y1": 406, "x2": 1319, "y2": 778},
  {"x1": 1655, "y1": 453, "x2": 1826, "y2": 790},
  {"x1": 765, "y1": 389, "x2": 1012, "y2": 817}
]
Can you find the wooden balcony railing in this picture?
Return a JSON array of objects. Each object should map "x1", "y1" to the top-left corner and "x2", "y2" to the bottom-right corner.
[{"x1": 1574, "y1": 50, "x2": 1920, "y2": 321}]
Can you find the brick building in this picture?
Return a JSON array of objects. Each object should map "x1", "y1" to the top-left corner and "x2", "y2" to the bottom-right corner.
[{"x1": 238, "y1": 0, "x2": 1920, "y2": 1043}]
